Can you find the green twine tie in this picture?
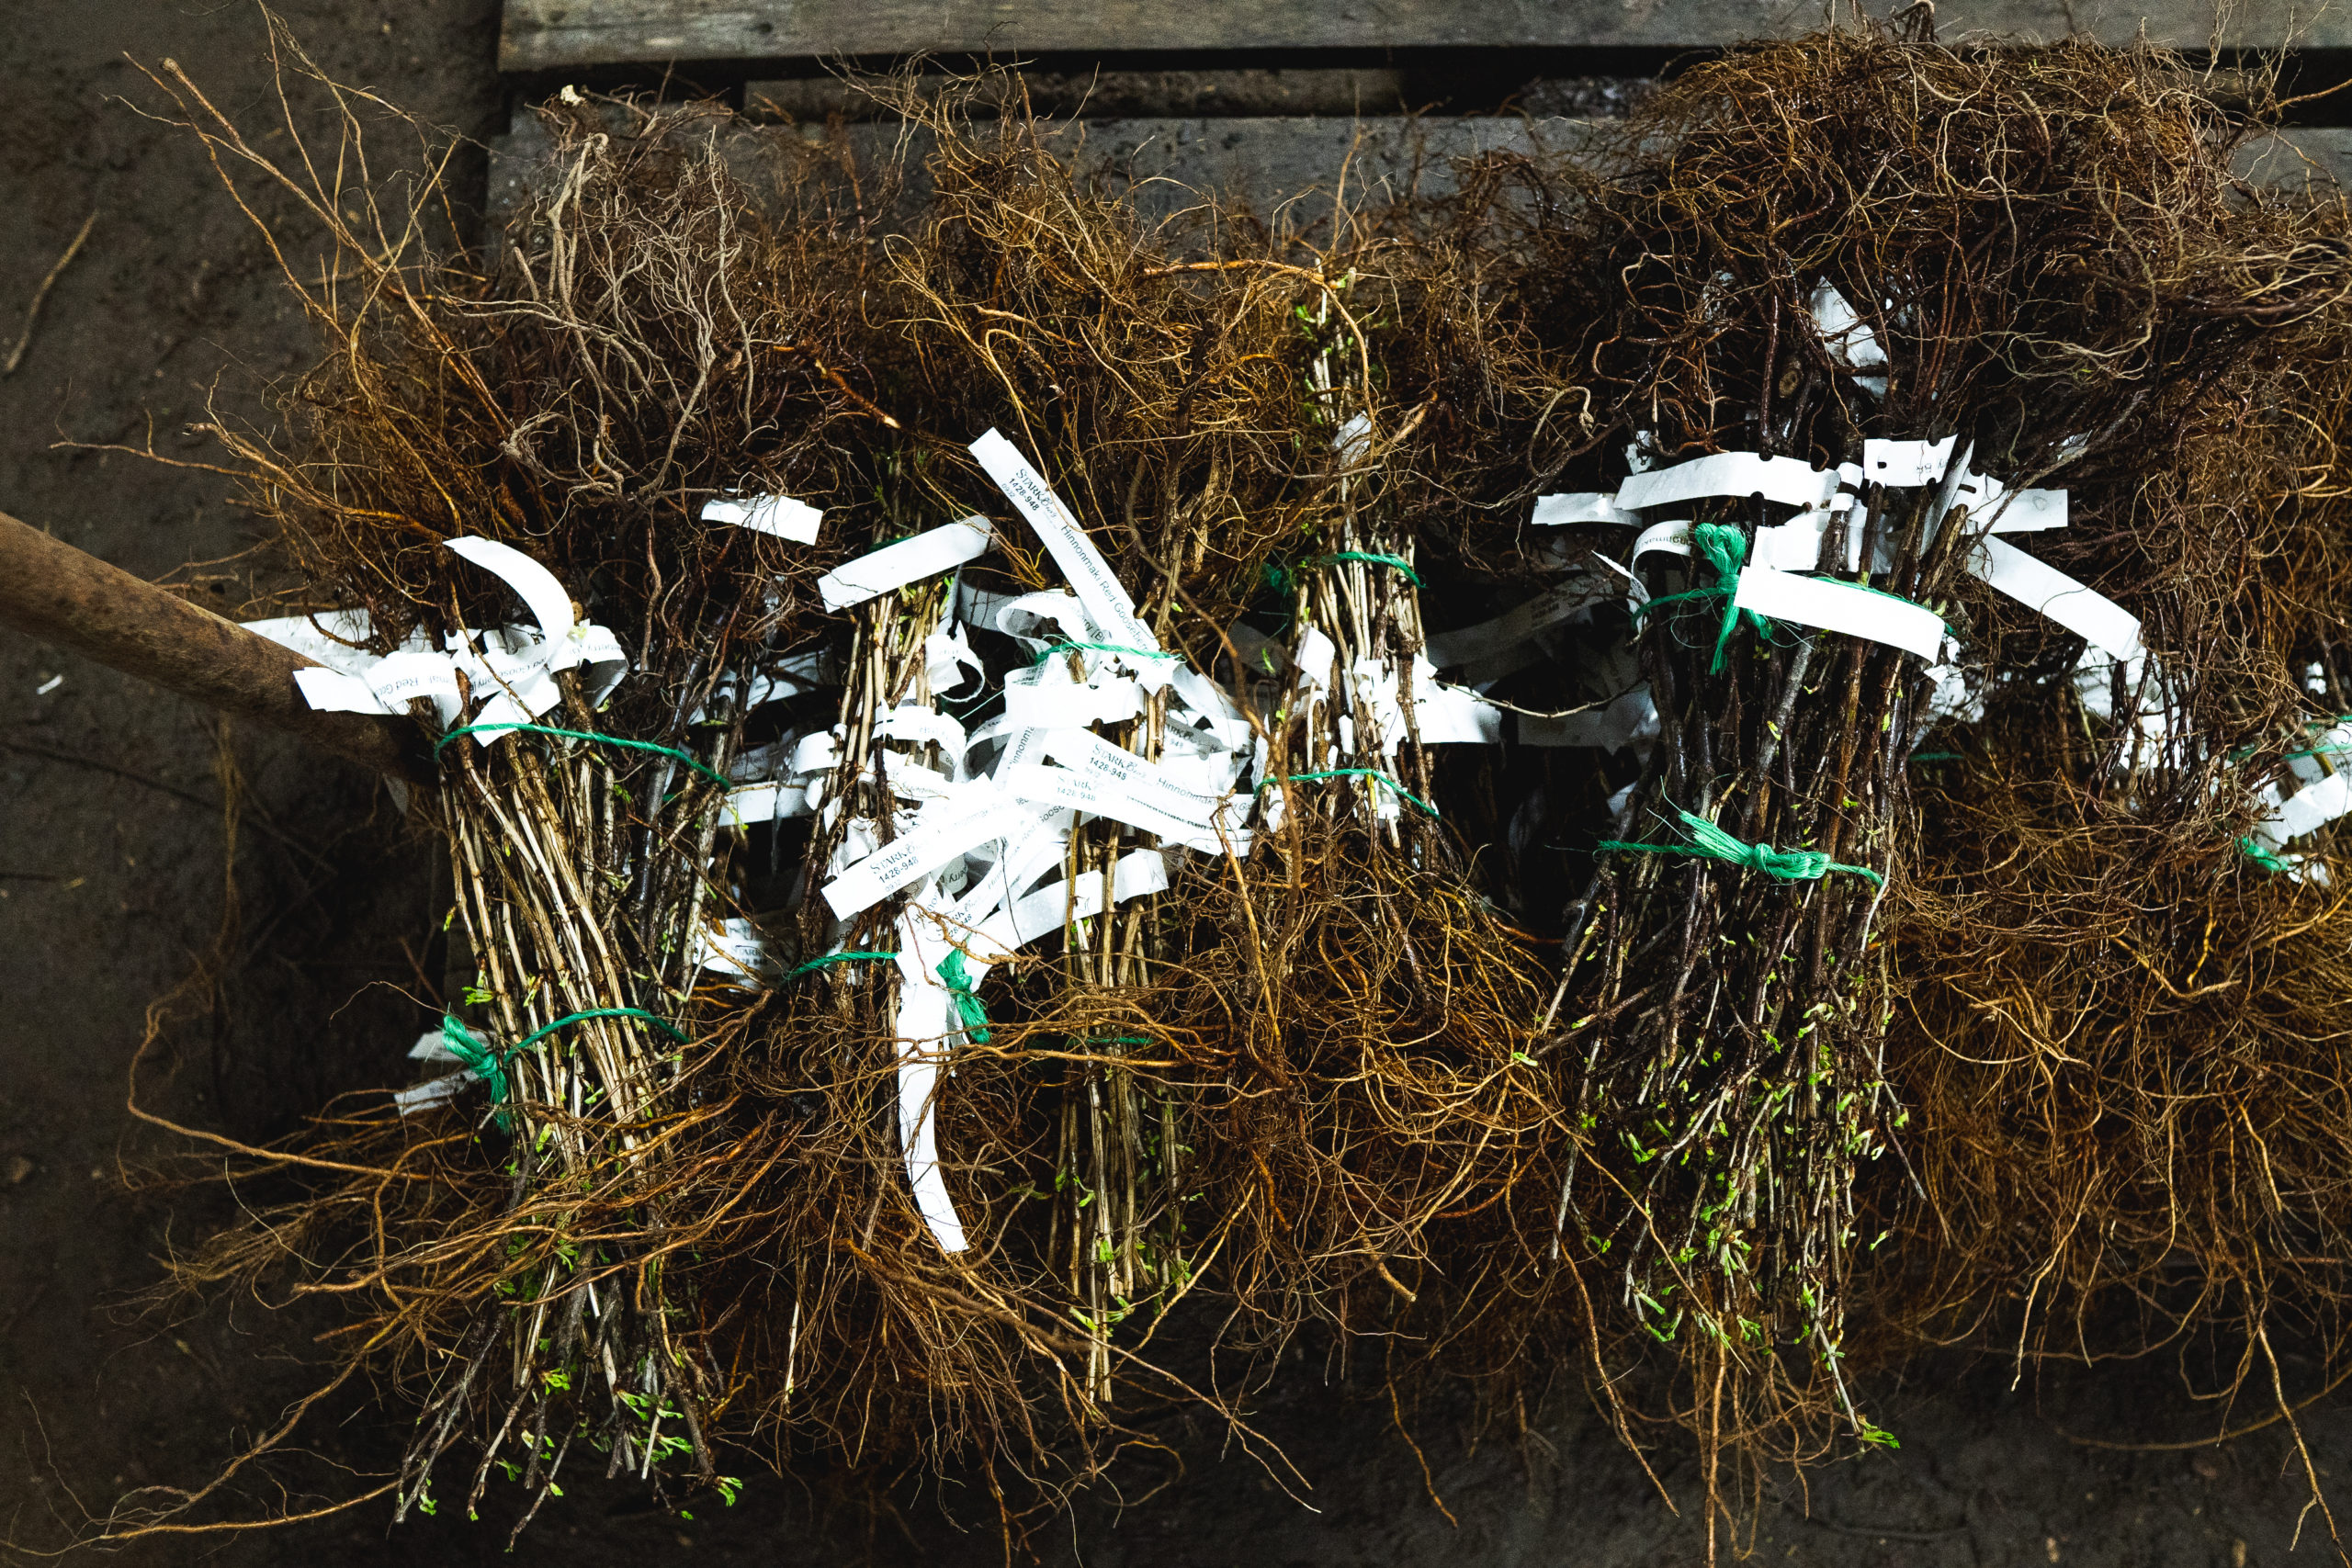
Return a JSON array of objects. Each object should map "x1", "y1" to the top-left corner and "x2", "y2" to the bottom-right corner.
[
  {"x1": 1628, "y1": 523, "x2": 1772, "y2": 673},
  {"x1": 936, "y1": 949, "x2": 991, "y2": 1043},
  {"x1": 2241, "y1": 836, "x2": 2296, "y2": 874},
  {"x1": 1029, "y1": 640, "x2": 1178, "y2": 666},
  {"x1": 1257, "y1": 768, "x2": 1441, "y2": 818},
  {"x1": 435, "y1": 723, "x2": 732, "y2": 790},
  {"x1": 441, "y1": 1006, "x2": 689, "y2": 1127},
  {"x1": 1310, "y1": 551, "x2": 1423, "y2": 588},
  {"x1": 787, "y1": 949, "x2": 897, "y2": 978},
  {"x1": 1266, "y1": 552, "x2": 1425, "y2": 596},
  {"x1": 1598, "y1": 807, "x2": 1883, "y2": 888}
]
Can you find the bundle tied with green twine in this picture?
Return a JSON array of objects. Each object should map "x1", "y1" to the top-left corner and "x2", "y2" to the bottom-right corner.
[
  {"x1": 440, "y1": 1006, "x2": 691, "y2": 1127},
  {"x1": 1600, "y1": 806, "x2": 1884, "y2": 888},
  {"x1": 1629, "y1": 522, "x2": 1773, "y2": 673}
]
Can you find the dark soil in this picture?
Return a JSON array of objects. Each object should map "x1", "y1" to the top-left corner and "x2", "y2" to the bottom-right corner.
[{"x1": 0, "y1": 7, "x2": 2342, "y2": 1564}]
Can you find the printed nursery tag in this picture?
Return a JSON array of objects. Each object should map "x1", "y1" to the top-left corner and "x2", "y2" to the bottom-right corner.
[
  {"x1": 241, "y1": 610, "x2": 378, "y2": 674},
  {"x1": 1424, "y1": 574, "x2": 1611, "y2": 670},
  {"x1": 967, "y1": 429, "x2": 1164, "y2": 670},
  {"x1": 822, "y1": 784, "x2": 1031, "y2": 918},
  {"x1": 888, "y1": 905, "x2": 970, "y2": 1253}
]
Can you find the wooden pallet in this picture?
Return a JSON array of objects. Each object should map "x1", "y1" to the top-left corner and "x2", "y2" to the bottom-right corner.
[
  {"x1": 500, "y1": 0, "x2": 2350, "y2": 73},
  {"x1": 488, "y1": 2, "x2": 2352, "y2": 220}
]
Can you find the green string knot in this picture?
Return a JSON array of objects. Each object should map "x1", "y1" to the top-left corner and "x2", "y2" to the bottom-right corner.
[
  {"x1": 1628, "y1": 523, "x2": 1771, "y2": 673},
  {"x1": 2240, "y1": 836, "x2": 2296, "y2": 874},
  {"x1": 1598, "y1": 807, "x2": 1883, "y2": 888},
  {"x1": 440, "y1": 1014, "x2": 509, "y2": 1107},
  {"x1": 936, "y1": 949, "x2": 991, "y2": 1043}
]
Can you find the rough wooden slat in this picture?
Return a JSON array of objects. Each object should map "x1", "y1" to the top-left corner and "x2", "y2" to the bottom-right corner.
[
  {"x1": 501, "y1": 1, "x2": 2346, "y2": 73},
  {"x1": 487, "y1": 112, "x2": 1612, "y2": 242},
  {"x1": 488, "y1": 109, "x2": 2352, "y2": 245},
  {"x1": 744, "y1": 69, "x2": 1412, "y2": 123}
]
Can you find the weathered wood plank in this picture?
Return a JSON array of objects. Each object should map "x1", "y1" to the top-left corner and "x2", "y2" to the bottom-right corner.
[
  {"x1": 487, "y1": 112, "x2": 1612, "y2": 243},
  {"x1": 743, "y1": 69, "x2": 1413, "y2": 123},
  {"x1": 488, "y1": 108, "x2": 2352, "y2": 243},
  {"x1": 501, "y1": 1, "x2": 2346, "y2": 73}
]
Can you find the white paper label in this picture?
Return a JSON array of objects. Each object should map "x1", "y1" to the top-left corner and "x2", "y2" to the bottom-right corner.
[
  {"x1": 1987, "y1": 488, "x2": 2067, "y2": 533},
  {"x1": 1168, "y1": 663, "x2": 1250, "y2": 752},
  {"x1": 1425, "y1": 574, "x2": 1610, "y2": 669},
  {"x1": 395, "y1": 1068, "x2": 474, "y2": 1116},
  {"x1": 703, "y1": 493, "x2": 823, "y2": 545},
  {"x1": 1631, "y1": 519, "x2": 1694, "y2": 563},
  {"x1": 948, "y1": 811, "x2": 1073, "y2": 929},
  {"x1": 1001, "y1": 761, "x2": 1246, "y2": 854},
  {"x1": 1531, "y1": 491, "x2": 1641, "y2": 527},
  {"x1": 2270, "y1": 773, "x2": 2352, "y2": 842},
  {"x1": 1860, "y1": 436, "x2": 1959, "y2": 489},
  {"x1": 695, "y1": 916, "x2": 769, "y2": 980},
  {"x1": 822, "y1": 785, "x2": 1030, "y2": 918},
  {"x1": 1005, "y1": 674, "x2": 1144, "y2": 731},
  {"x1": 1037, "y1": 728, "x2": 1222, "y2": 828},
  {"x1": 445, "y1": 536, "x2": 577, "y2": 644},
  {"x1": 888, "y1": 910, "x2": 969, "y2": 1252},
  {"x1": 818, "y1": 516, "x2": 992, "y2": 614},
  {"x1": 721, "y1": 781, "x2": 809, "y2": 827},
  {"x1": 876, "y1": 704, "x2": 967, "y2": 761},
  {"x1": 1731, "y1": 566, "x2": 1946, "y2": 661},
  {"x1": 364, "y1": 650, "x2": 463, "y2": 725},
  {"x1": 293, "y1": 666, "x2": 390, "y2": 715},
  {"x1": 989, "y1": 588, "x2": 1093, "y2": 646},
  {"x1": 1517, "y1": 685, "x2": 1658, "y2": 750},
  {"x1": 925, "y1": 623, "x2": 983, "y2": 695},
  {"x1": 1967, "y1": 536, "x2": 2143, "y2": 664},
  {"x1": 242, "y1": 610, "x2": 379, "y2": 675},
  {"x1": 1615, "y1": 452, "x2": 1841, "y2": 513},
  {"x1": 1292, "y1": 626, "x2": 1340, "y2": 692},
  {"x1": 409, "y1": 1027, "x2": 463, "y2": 1064},
  {"x1": 1807, "y1": 281, "x2": 1888, "y2": 372},
  {"x1": 967, "y1": 849, "x2": 1169, "y2": 961},
  {"x1": 967, "y1": 429, "x2": 1162, "y2": 665}
]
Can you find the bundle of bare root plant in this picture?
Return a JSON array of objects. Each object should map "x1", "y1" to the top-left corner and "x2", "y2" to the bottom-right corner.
[
  {"x1": 1481, "y1": 26, "x2": 2352, "y2": 1496},
  {"x1": 629, "y1": 88, "x2": 1334, "y2": 1495},
  {"x1": 922, "y1": 92, "x2": 1566, "y2": 1390},
  {"x1": 121, "y1": 50, "x2": 928, "y2": 1534},
  {"x1": 1878, "y1": 350, "x2": 2352, "y2": 1516}
]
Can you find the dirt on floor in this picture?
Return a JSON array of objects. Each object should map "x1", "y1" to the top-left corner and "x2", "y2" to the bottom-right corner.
[{"x1": 0, "y1": 6, "x2": 2342, "y2": 1564}]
